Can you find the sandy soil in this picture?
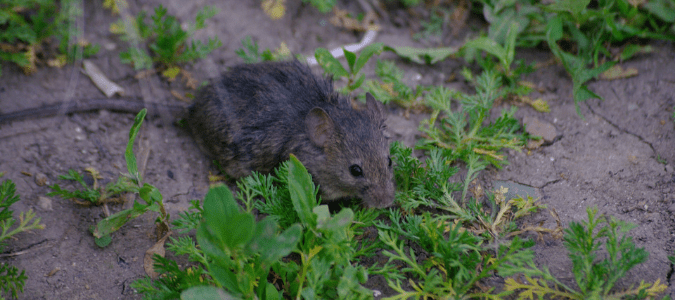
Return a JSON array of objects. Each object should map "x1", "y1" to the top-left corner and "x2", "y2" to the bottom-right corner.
[{"x1": 0, "y1": 0, "x2": 673, "y2": 299}]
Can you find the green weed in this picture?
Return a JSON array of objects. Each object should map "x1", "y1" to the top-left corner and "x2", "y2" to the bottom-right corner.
[
  {"x1": 362, "y1": 59, "x2": 428, "y2": 110},
  {"x1": 0, "y1": 179, "x2": 44, "y2": 299},
  {"x1": 418, "y1": 70, "x2": 528, "y2": 169},
  {"x1": 235, "y1": 36, "x2": 291, "y2": 64},
  {"x1": 115, "y1": 5, "x2": 221, "y2": 80},
  {"x1": 134, "y1": 155, "x2": 378, "y2": 299},
  {"x1": 48, "y1": 109, "x2": 168, "y2": 247},
  {"x1": 501, "y1": 206, "x2": 667, "y2": 299},
  {"x1": 315, "y1": 42, "x2": 384, "y2": 94},
  {"x1": 0, "y1": 0, "x2": 98, "y2": 75},
  {"x1": 477, "y1": 0, "x2": 675, "y2": 117}
]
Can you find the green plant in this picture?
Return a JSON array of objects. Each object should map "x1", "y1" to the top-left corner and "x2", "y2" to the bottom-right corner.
[
  {"x1": 362, "y1": 59, "x2": 429, "y2": 110},
  {"x1": 413, "y1": 6, "x2": 451, "y2": 41},
  {"x1": 462, "y1": 21, "x2": 534, "y2": 92},
  {"x1": 475, "y1": 0, "x2": 675, "y2": 117},
  {"x1": 501, "y1": 206, "x2": 668, "y2": 299},
  {"x1": 0, "y1": 179, "x2": 44, "y2": 298},
  {"x1": 135, "y1": 155, "x2": 378, "y2": 299},
  {"x1": 115, "y1": 5, "x2": 221, "y2": 80},
  {"x1": 374, "y1": 210, "x2": 535, "y2": 299},
  {"x1": 235, "y1": 36, "x2": 291, "y2": 64},
  {"x1": 0, "y1": 0, "x2": 98, "y2": 75},
  {"x1": 418, "y1": 70, "x2": 528, "y2": 169},
  {"x1": 315, "y1": 42, "x2": 383, "y2": 94},
  {"x1": 48, "y1": 109, "x2": 168, "y2": 247}
]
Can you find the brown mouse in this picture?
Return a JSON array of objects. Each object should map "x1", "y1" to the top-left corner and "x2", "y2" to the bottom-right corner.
[
  {"x1": 188, "y1": 61, "x2": 395, "y2": 208},
  {"x1": 0, "y1": 60, "x2": 395, "y2": 208}
]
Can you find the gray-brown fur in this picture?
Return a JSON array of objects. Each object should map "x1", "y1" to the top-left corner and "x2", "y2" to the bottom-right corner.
[{"x1": 188, "y1": 61, "x2": 395, "y2": 208}]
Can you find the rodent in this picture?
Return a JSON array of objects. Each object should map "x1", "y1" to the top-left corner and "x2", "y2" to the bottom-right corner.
[{"x1": 0, "y1": 60, "x2": 395, "y2": 208}]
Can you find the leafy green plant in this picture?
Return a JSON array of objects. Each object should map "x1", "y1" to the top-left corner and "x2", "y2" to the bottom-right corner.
[
  {"x1": 413, "y1": 6, "x2": 451, "y2": 41},
  {"x1": 462, "y1": 21, "x2": 534, "y2": 91},
  {"x1": 47, "y1": 169, "x2": 136, "y2": 205},
  {"x1": 384, "y1": 45, "x2": 458, "y2": 65},
  {"x1": 48, "y1": 109, "x2": 168, "y2": 247},
  {"x1": 315, "y1": 42, "x2": 383, "y2": 93},
  {"x1": 418, "y1": 70, "x2": 528, "y2": 169},
  {"x1": 501, "y1": 207, "x2": 668, "y2": 299},
  {"x1": 475, "y1": 0, "x2": 675, "y2": 117},
  {"x1": 235, "y1": 36, "x2": 291, "y2": 64},
  {"x1": 374, "y1": 210, "x2": 535, "y2": 299},
  {"x1": 362, "y1": 59, "x2": 428, "y2": 110},
  {"x1": 0, "y1": 0, "x2": 98, "y2": 75},
  {"x1": 115, "y1": 5, "x2": 221, "y2": 80},
  {"x1": 135, "y1": 155, "x2": 379, "y2": 299},
  {"x1": 0, "y1": 179, "x2": 44, "y2": 298}
]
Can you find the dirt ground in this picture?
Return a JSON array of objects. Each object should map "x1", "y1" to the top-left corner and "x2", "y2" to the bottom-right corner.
[{"x1": 0, "y1": 0, "x2": 673, "y2": 299}]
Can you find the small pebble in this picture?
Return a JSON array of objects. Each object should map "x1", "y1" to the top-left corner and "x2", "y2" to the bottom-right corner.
[
  {"x1": 34, "y1": 173, "x2": 48, "y2": 186},
  {"x1": 665, "y1": 165, "x2": 673, "y2": 173},
  {"x1": 38, "y1": 196, "x2": 53, "y2": 211}
]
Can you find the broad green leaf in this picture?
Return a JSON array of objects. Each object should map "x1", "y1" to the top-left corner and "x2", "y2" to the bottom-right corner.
[
  {"x1": 546, "y1": 15, "x2": 564, "y2": 43},
  {"x1": 353, "y1": 42, "x2": 384, "y2": 74},
  {"x1": 643, "y1": 0, "x2": 675, "y2": 22},
  {"x1": 138, "y1": 183, "x2": 162, "y2": 205},
  {"x1": 222, "y1": 213, "x2": 254, "y2": 249},
  {"x1": 287, "y1": 155, "x2": 318, "y2": 227},
  {"x1": 504, "y1": 21, "x2": 519, "y2": 68},
  {"x1": 125, "y1": 109, "x2": 146, "y2": 183},
  {"x1": 464, "y1": 37, "x2": 506, "y2": 62},
  {"x1": 93, "y1": 204, "x2": 145, "y2": 238},
  {"x1": 321, "y1": 207, "x2": 353, "y2": 232},
  {"x1": 206, "y1": 264, "x2": 243, "y2": 297},
  {"x1": 94, "y1": 235, "x2": 112, "y2": 248},
  {"x1": 313, "y1": 205, "x2": 331, "y2": 228},
  {"x1": 546, "y1": 0, "x2": 591, "y2": 21},
  {"x1": 260, "y1": 282, "x2": 281, "y2": 300},
  {"x1": 314, "y1": 48, "x2": 348, "y2": 78},
  {"x1": 181, "y1": 286, "x2": 239, "y2": 300},
  {"x1": 203, "y1": 185, "x2": 240, "y2": 230},
  {"x1": 343, "y1": 48, "x2": 356, "y2": 73},
  {"x1": 203, "y1": 185, "x2": 254, "y2": 249},
  {"x1": 196, "y1": 223, "x2": 231, "y2": 267},
  {"x1": 384, "y1": 45, "x2": 458, "y2": 64},
  {"x1": 247, "y1": 219, "x2": 302, "y2": 266}
]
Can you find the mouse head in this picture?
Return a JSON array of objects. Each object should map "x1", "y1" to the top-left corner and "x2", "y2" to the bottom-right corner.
[{"x1": 304, "y1": 93, "x2": 395, "y2": 208}]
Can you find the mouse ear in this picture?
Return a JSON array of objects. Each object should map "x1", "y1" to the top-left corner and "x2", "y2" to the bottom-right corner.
[
  {"x1": 305, "y1": 107, "x2": 335, "y2": 148},
  {"x1": 365, "y1": 93, "x2": 385, "y2": 121}
]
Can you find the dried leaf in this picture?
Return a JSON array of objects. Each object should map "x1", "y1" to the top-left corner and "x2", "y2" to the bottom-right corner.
[
  {"x1": 600, "y1": 64, "x2": 638, "y2": 80},
  {"x1": 144, "y1": 232, "x2": 172, "y2": 279}
]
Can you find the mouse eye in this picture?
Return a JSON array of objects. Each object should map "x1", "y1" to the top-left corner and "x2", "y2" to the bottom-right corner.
[
  {"x1": 349, "y1": 164, "x2": 363, "y2": 177},
  {"x1": 388, "y1": 156, "x2": 392, "y2": 167}
]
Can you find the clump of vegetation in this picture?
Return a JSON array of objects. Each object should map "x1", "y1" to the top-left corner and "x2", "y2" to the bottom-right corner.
[
  {"x1": 0, "y1": 179, "x2": 44, "y2": 298},
  {"x1": 235, "y1": 36, "x2": 292, "y2": 64},
  {"x1": 314, "y1": 43, "x2": 384, "y2": 94},
  {"x1": 48, "y1": 109, "x2": 169, "y2": 247},
  {"x1": 361, "y1": 59, "x2": 428, "y2": 111},
  {"x1": 502, "y1": 207, "x2": 668, "y2": 299},
  {"x1": 112, "y1": 5, "x2": 221, "y2": 82},
  {"x1": 0, "y1": 0, "x2": 99, "y2": 76},
  {"x1": 133, "y1": 155, "x2": 377, "y2": 299},
  {"x1": 418, "y1": 70, "x2": 528, "y2": 169}
]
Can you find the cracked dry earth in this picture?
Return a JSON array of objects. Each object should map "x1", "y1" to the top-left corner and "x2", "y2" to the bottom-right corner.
[{"x1": 0, "y1": 0, "x2": 674, "y2": 299}]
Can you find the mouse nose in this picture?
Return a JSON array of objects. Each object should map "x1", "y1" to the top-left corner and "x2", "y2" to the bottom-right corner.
[{"x1": 364, "y1": 177, "x2": 395, "y2": 208}]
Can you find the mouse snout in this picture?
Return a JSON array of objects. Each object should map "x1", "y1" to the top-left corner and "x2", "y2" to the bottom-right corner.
[{"x1": 363, "y1": 177, "x2": 395, "y2": 208}]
